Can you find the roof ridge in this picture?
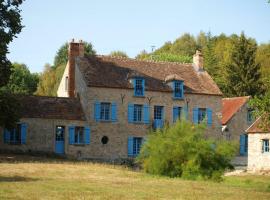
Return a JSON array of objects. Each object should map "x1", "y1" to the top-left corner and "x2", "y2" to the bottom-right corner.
[
  {"x1": 222, "y1": 96, "x2": 250, "y2": 100},
  {"x1": 19, "y1": 95, "x2": 79, "y2": 100},
  {"x1": 96, "y1": 55, "x2": 193, "y2": 66}
]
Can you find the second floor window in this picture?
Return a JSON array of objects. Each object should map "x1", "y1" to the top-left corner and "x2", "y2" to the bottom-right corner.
[
  {"x1": 134, "y1": 78, "x2": 145, "y2": 96},
  {"x1": 173, "y1": 81, "x2": 184, "y2": 99},
  {"x1": 154, "y1": 106, "x2": 164, "y2": 120},
  {"x1": 173, "y1": 106, "x2": 182, "y2": 122},
  {"x1": 262, "y1": 139, "x2": 269, "y2": 153},
  {"x1": 193, "y1": 107, "x2": 212, "y2": 125},
  {"x1": 133, "y1": 104, "x2": 143, "y2": 122},
  {"x1": 100, "y1": 103, "x2": 111, "y2": 120},
  {"x1": 198, "y1": 108, "x2": 207, "y2": 123}
]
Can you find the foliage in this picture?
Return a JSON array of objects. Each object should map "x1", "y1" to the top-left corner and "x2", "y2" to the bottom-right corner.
[
  {"x1": 138, "y1": 52, "x2": 192, "y2": 63},
  {"x1": 137, "y1": 120, "x2": 237, "y2": 180},
  {"x1": 249, "y1": 90, "x2": 270, "y2": 130},
  {"x1": 4, "y1": 63, "x2": 39, "y2": 95},
  {"x1": 256, "y1": 43, "x2": 270, "y2": 90},
  {"x1": 36, "y1": 41, "x2": 95, "y2": 96},
  {"x1": 0, "y1": 0, "x2": 24, "y2": 128},
  {"x1": 226, "y1": 33, "x2": 263, "y2": 97},
  {"x1": 109, "y1": 51, "x2": 128, "y2": 58}
]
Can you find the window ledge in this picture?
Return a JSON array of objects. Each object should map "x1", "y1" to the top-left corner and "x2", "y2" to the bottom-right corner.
[
  {"x1": 72, "y1": 143, "x2": 86, "y2": 146},
  {"x1": 133, "y1": 95, "x2": 145, "y2": 98},
  {"x1": 172, "y1": 97, "x2": 184, "y2": 100}
]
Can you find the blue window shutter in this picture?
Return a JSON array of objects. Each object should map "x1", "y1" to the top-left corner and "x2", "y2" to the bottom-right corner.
[
  {"x1": 128, "y1": 136, "x2": 134, "y2": 157},
  {"x1": 128, "y1": 104, "x2": 134, "y2": 123},
  {"x1": 181, "y1": 82, "x2": 184, "y2": 98},
  {"x1": 207, "y1": 108, "x2": 213, "y2": 126},
  {"x1": 111, "y1": 102, "x2": 117, "y2": 122},
  {"x1": 193, "y1": 107, "x2": 199, "y2": 124},
  {"x1": 143, "y1": 104, "x2": 150, "y2": 124},
  {"x1": 3, "y1": 129, "x2": 10, "y2": 144},
  {"x1": 69, "y1": 126, "x2": 75, "y2": 144},
  {"x1": 21, "y1": 123, "x2": 27, "y2": 144},
  {"x1": 132, "y1": 79, "x2": 135, "y2": 96},
  {"x1": 94, "y1": 102, "x2": 101, "y2": 121},
  {"x1": 142, "y1": 79, "x2": 145, "y2": 96},
  {"x1": 173, "y1": 81, "x2": 176, "y2": 98},
  {"x1": 173, "y1": 106, "x2": 178, "y2": 122},
  {"x1": 240, "y1": 134, "x2": 245, "y2": 156},
  {"x1": 84, "y1": 126, "x2": 90, "y2": 144}
]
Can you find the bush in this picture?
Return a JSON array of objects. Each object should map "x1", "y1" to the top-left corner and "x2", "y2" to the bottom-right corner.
[{"x1": 137, "y1": 120, "x2": 237, "y2": 180}]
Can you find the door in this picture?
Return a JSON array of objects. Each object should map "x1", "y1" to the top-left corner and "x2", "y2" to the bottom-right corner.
[{"x1": 55, "y1": 126, "x2": 65, "y2": 154}]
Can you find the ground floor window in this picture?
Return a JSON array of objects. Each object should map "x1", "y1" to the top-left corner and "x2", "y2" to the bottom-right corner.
[
  {"x1": 9, "y1": 124, "x2": 22, "y2": 144},
  {"x1": 75, "y1": 127, "x2": 85, "y2": 144},
  {"x1": 240, "y1": 134, "x2": 248, "y2": 156},
  {"x1": 4, "y1": 123, "x2": 27, "y2": 144},
  {"x1": 69, "y1": 126, "x2": 90, "y2": 145},
  {"x1": 262, "y1": 139, "x2": 269, "y2": 153},
  {"x1": 128, "y1": 136, "x2": 143, "y2": 156}
]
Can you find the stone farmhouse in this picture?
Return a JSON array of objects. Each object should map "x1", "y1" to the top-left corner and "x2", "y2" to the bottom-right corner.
[
  {"x1": 222, "y1": 96, "x2": 253, "y2": 155},
  {"x1": 246, "y1": 117, "x2": 270, "y2": 171},
  {"x1": 0, "y1": 40, "x2": 223, "y2": 160}
]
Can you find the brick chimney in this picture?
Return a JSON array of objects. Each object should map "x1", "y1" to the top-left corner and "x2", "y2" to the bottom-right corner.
[
  {"x1": 68, "y1": 39, "x2": 84, "y2": 97},
  {"x1": 193, "y1": 50, "x2": 203, "y2": 72}
]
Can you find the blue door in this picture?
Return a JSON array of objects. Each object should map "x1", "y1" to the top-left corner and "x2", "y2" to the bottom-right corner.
[{"x1": 55, "y1": 126, "x2": 65, "y2": 154}]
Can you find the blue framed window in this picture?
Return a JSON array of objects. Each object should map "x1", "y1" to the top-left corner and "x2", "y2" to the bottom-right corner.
[
  {"x1": 173, "y1": 81, "x2": 184, "y2": 99},
  {"x1": 198, "y1": 108, "x2": 206, "y2": 123},
  {"x1": 4, "y1": 123, "x2": 27, "y2": 144},
  {"x1": 133, "y1": 104, "x2": 143, "y2": 122},
  {"x1": 100, "y1": 103, "x2": 111, "y2": 121},
  {"x1": 134, "y1": 78, "x2": 145, "y2": 97},
  {"x1": 193, "y1": 107, "x2": 212, "y2": 125},
  {"x1": 262, "y1": 139, "x2": 269, "y2": 153},
  {"x1": 94, "y1": 102, "x2": 117, "y2": 122},
  {"x1": 240, "y1": 134, "x2": 248, "y2": 156},
  {"x1": 69, "y1": 126, "x2": 90, "y2": 145},
  {"x1": 173, "y1": 106, "x2": 182, "y2": 122},
  {"x1": 128, "y1": 104, "x2": 150, "y2": 124},
  {"x1": 247, "y1": 109, "x2": 253, "y2": 123},
  {"x1": 154, "y1": 106, "x2": 164, "y2": 129},
  {"x1": 128, "y1": 136, "x2": 143, "y2": 156}
]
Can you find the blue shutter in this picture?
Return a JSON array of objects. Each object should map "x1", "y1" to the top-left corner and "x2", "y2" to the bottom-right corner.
[
  {"x1": 193, "y1": 107, "x2": 199, "y2": 124},
  {"x1": 132, "y1": 79, "x2": 135, "y2": 96},
  {"x1": 84, "y1": 126, "x2": 90, "y2": 144},
  {"x1": 111, "y1": 102, "x2": 117, "y2": 122},
  {"x1": 207, "y1": 108, "x2": 213, "y2": 126},
  {"x1": 143, "y1": 104, "x2": 150, "y2": 124},
  {"x1": 3, "y1": 129, "x2": 10, "y2": 144},
  {"x1": 172, "y1": 81, "x2": 176, "y2": 98},
  {"x1": 94, "y1": 102, "x2": 101, "y2": 122},
  {"x1": 128, "y1": 104, "x2": 134, "y2": 123},
  {"x1": 180, "y1": 82, "x2": 184, "y2": 98},
  {"x1": 173, "y1": 106, "x2": 178, "y2": 122},
  {"x1": 240, "y1": 134, "x2": 245, "y2": 156},
  {"x1": 21, "y1": 123, "x2": 27, "y2": 144},
  {"x1": 69, "y1": 126, "x2": 75, "y2": 144},
  {"x1": 142, "y1": 79, "x2": 145, "y2": 96},
  {"x1": 128, "y1": 136, "x2": 134, "y2": 157}
]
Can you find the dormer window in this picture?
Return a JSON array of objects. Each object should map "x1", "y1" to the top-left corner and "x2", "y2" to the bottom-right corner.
[
  {"x1": 173, "y1": 81, "x2": 184, "y2": 99},
  {"x1": 134, "y1": 78, "x2": 145, "y2": 97}
]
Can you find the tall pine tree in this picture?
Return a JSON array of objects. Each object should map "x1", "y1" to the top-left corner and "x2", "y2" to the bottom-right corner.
[{"x1": 226, "y1": 32, "x2": 263, "y2": 97}]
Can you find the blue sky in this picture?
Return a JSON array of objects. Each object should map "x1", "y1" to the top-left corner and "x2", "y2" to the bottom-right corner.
[{"x1": 7, "y1": 0, "x2": 270, "y2": 73}]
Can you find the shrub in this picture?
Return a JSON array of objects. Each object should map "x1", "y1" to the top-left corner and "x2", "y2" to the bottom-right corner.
[{"x1": 137, "y1": 120, "x2": 237, "y2": 180}]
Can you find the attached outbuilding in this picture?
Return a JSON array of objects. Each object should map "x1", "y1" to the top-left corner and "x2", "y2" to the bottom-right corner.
[{"x1": 246, "y1": 117, "x2": 270, "y2": 171}]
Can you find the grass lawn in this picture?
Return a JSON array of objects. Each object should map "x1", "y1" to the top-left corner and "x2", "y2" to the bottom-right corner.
[{"x1": 0, "y1": 154, "x2": 270, "y2": 200}]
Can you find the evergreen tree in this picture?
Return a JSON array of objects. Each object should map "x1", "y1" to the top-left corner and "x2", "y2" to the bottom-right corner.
[{"x1": 226, "y1": 33, "x2": 263, "y2": 97}]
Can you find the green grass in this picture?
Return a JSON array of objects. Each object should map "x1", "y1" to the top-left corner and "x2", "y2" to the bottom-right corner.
[{"x1": 0, "y1": 154, "x2": 270, "y2": 200}]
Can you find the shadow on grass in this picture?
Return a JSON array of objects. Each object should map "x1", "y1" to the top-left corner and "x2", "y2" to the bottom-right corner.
[{"x1": 0, "y1": 176, "x2": 39, "y2": 182}]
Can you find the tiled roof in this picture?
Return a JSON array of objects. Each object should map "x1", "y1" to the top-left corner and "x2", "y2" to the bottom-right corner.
[
  {"x1": 17, "y1": 95, "x2": 85, "y2": 121},
  {"x1": 246, "y1": 117, "x2": 270, "y2": 133},
  {"x1": 222, "y1": 96, "x2": 250, "y2": 125},
  {"x1": 77, "y1": 55, "x2": 222, "y2": 96}
]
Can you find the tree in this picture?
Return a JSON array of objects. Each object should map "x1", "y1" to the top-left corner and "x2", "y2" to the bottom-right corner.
[
  {"x1": 0, "y1": 0, "x2": 24, "y2": 128},
  {"x1": 137, "y1": 120, "x2": 237, "y2": 181},
  {"x1": 256, "y1": 43, "x2": 270, "y2": 90},
  {"x1": 5, "y1": 63, "x2": 39, "y2": 95},
  {"x1": 36, "y1": 41, "x2": 96, "y2": 96},
  {"x1": 226, "y1": 33, "x2": 263, "y2": 97},
  {"x1": 109, "y1": 51, "x2": 128, "y2": 58}
]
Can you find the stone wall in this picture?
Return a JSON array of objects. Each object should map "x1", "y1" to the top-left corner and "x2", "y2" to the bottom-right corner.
[
  {"x1": 248, "y1": 133, "x2": 270, "y2": 171},
  {"x1": 0, "y1": 118, "x2": 86, "y2": 157},
  {"x1": 74, "y1": 68, "x2": 222, "y2": 159},
  {"x1": 57, "y1": 62, "x2": 69, "y2": 97}
]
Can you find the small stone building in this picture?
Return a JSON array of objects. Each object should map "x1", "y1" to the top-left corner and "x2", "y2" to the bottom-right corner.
[
  {"x1": 0, "y1": 40, "x2": 223, "y2": 160},
  {"x1": 246, "y1": 117, "x2": 270, "y2": 171}
]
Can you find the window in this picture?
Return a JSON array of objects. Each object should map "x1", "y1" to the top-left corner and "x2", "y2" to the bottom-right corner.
[
  {"x1": 173, "y1": 81, "x2": 184, "y2": 98},
  {"x1": 262, "y1": 139, "x2": 269, "y2": 153},
  {"x1": 198, "y1": 108, "x2": 206, "y2": 123},
  {"x1": 4, "y1": 123, "x2": 27, "y2": 144},
  {"x1": 101, "y1": 136, "x2": 109, "y2": 144},
  {"x1": 75, "y1": 127, "x2": 85, "y2": 144},
  {"x1": 154, "y1": 106, "x2": 163, "y2": 120},
  {"x1": 128, "y1": 136, "x2": 143, "y2": 156},
  {"x1": 65, "y1": 76, "x2": 68, "y2": 91},
  {"x1": 134, "y1": 78, "x2": 145, "y2": 96},
  {"x1": 173, "y1": 106, "x2": 182, "y2": 122},
  {"x1": 193, "y1": 107, "x2": 212, "y2": 125},
  {"x1": 240, "y1": 134, "x2": 248, "y2": 156},
  {"x1": 10, "y1": 124, "x2": 22, "y2": 144},
  {"x1": 133, "y1": 104, "x2": 143, "y2": 122},
  {"x1": 100, "y1": 103, "x2": 111, "y2": 121},
  {"x1": 247, "y1": 109, "x2": 253, "y2": 123},
  {"x1": 55, "y1": 126, "x2": 65, "y2": 142}
]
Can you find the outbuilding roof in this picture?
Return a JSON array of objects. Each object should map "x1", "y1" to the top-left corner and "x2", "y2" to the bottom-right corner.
[
  {"x1": 77, "y1": 55, "x2": 222, "y2": 96},
  {"x1": 222, "y1": 96, "x2": 250, "y2": 125},
  {"x1": 246, "y1": 116, "x2": 270, "y2": 133},
  {"x1": 18, "y1": 95, "x2": 86, "y2": 121}
]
